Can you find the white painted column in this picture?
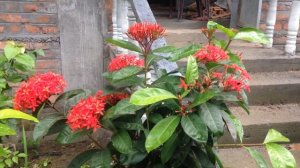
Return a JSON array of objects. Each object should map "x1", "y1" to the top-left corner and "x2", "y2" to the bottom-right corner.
[
  {"x1": 264, "y1": 0, "x2": 278, "y2": 48},
  {"x1": 285, "y1": 0, "x2": 300, "y2": 56},
  {"x1": 112, "y1": 0, "x2": 118, "y2": 39}
]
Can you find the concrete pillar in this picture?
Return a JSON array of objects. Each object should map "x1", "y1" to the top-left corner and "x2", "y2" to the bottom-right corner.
[
  {"x1": 57, "y1": 0, "x2": 104, "y2": 90},
  {"x1": 285, "y1": 0, "x2": 300, "y2": 56},
  {"x1": 264, "y1": 0, "x2": 278, "y2": 48}
]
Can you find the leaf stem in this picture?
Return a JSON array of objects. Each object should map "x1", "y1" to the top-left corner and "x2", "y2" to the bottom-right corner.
[
  {"x1": 224, "y1": 39, "x2": 232, "y2": 50},
  {"x1": 87, "y1": 133, "x2": 104, "y2": 150},
  {"x1": 216, "y1": 143, "x2": 263, "y2": 148},
  {"x1": 22, "y1": 124, "x2": 28, "y2": 168}
]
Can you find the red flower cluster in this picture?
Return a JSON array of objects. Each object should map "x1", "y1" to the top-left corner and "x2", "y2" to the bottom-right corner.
[
  {"x1": 67, "y1": 93, "x2": 105, "y2": 132},
  {"x1": 100, "y1": 92, "x2": 129, "y2": 106},
  {"x1": 108, "y1": 54, "x2": 144, "y2": 72},
  {"x1": 211, "y1": 64, "x2": 251, "y2": 93},
  {"x1": 194, "y1": 45, "x2": 229, "y2": 63},
  {"x1": 13, "y1": 72, "x2": 66, "y2": 111},
  {"x1": 127, "y1": 22, "x2": 165, "y2": 48}
]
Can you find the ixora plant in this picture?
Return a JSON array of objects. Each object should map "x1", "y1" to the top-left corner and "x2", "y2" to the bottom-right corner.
[{"x1": 13, "y1": 22, "x2": 296, "y2": 168}]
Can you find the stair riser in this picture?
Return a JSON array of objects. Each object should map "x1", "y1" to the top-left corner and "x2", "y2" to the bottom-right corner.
[
  {"x1": 249, "y1": 84, "x2": 300, "y2": 105},
  {"x1": 219, "y1": 122, "x2": 300, "y2": 143},
  {"x1": 178, "y1": 58, "x2": 300, "y2": 73},
  {"x1": 244, "y1": 58, "x2": 300, "y2": 73}
]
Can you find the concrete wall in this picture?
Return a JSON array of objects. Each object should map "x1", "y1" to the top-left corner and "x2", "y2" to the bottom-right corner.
[{"x1": 0, "y1": 0, "x2": 61, "y2": 73}]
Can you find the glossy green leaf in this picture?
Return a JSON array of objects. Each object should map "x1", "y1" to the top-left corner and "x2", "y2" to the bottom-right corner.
[
  {"x1": 106, "y1": 38, "x2": 141, "y2": 53},
  {"x1": 263, "y1": 129, "x2": 290, "y2": 144},
  {"x1": 245, "y1": 147, "x2": 269, "y2": 168},
  {"x1": 68, "y1": 149, "x2": 102, "y2": 168},
  {"x1": 104, "y1": 99, "x2": 143, "y2": 119},
  {"x1": 161, "y1": 132, "x2": 180, "y2": 164},
  {"x1": 0, "y1": 123, "x2": 16, "y2": 136},
  {"x1": 234, "y1": 27, "x2": 270, "y2": 44},
  {"x1": 120, "y1": 150, "x2": 147, "y2": 165},
  {"x1": 33, "y1": 114, "x2": 66, "y2": 141},
  {"x1": 181, "y1": 113, "x2": 208, "y2": 143},
  {"x1": 266, "y1": 143, "x2": 296, "y2": 168},
  {"x1": 90, "y1": 149, "x2": 112, "y2": 168},
  {"x1": 130, "y1": 88, "x2": 177, "y2": 106},
  {"x1": 145, "y1": 116, "x2": 180, "y2": 153},
  {"x1": 55, "y1": 89, "x2": 85, "y2": 103},
  {"x1": 15, "y1": 54, "x2": 35, "y2": 68},
  {"x1": 148, "y1": 113, "x2": 163, "y2": 124},
  {"x1": 199, "y1": 103, "x2": 224, "y2": 136},
  {"x1": 112, "y1": 130, "x2": 133, "y2": 154},
  {"x1": 222, "y1": 112, "x2": 244, "y2": 142},
  {"x1": 146, "y1": 54, "x2": 164, "y2": 67},
  {"x1": 189, "y1": 89, "x2": 215, "y2": 109},
  {"x1": 112, "y1": 66, "x2": 143, "y2": 81},
  {"x1": 168, "y1": 44, "x2": 200, "y2": 62},
  {"x1": 56, "y1": 126, "x2": 88, "y2": 144},
  {"x1": 231, "y1": 114, "x2": 243, "y2": 143},
  {"x1": 152, "y1": 45, "x2": 177, "y2": 53},
  {"x1": 185, "y1": 56, "x2": 199, "y2": 84},
  {"x1": 191, "y1": 148, "x2": 215, "y2": 168},
  {"x1": 115, "y1": 122, "x2": 144, "y2": 130},
  {"x1": 0, "y1": 109, "x2": 38, "y2": 122}
]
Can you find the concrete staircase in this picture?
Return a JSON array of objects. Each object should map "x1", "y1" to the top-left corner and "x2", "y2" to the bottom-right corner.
[{"x1": 156, "y1": 16, "x2": 300, "y2": 145}]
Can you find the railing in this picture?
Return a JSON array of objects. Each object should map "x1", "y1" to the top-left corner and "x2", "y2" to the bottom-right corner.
[
  {"x1": 111, "y1": 0, "x2": 178, "y2": 79},
  {"x1": 264, "y1": 0, "x2": 300, "y2": 56}
]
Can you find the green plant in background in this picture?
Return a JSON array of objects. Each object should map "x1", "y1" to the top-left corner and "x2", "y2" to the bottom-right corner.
[
  {"x1": 0, "y1": 109, "x2": 38, "y2": 168},
  {"x1": 0, "y1": 41, "x2": 44, "y2": 109},
  {"x1": 19, "y1": 21, "x2": 296, "y2": 168}
]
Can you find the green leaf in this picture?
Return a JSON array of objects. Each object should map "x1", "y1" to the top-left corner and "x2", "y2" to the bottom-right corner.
[
  {"x1": 90, "y1": 149, "x2": 112, "y2": 168},
  {"x1": 106, "y1": 38, "x2": 141, "y2": 53},
  {"x1": 185, "y1": 56, "x2": 199, "y2": 84},
  {"x1": 130, "y1": 88, "x2": 177, "y2": 106},
  {"x1": 33, "y1": 114, "x2": 66, "y2": 141},
  {"x1": 168, "y1": 44, "x2": 200, "y2": 62},
  {"x1": 266, "y1": 143, "x2": 296, "y2": 168},
  {"x1": 34, "y1": 49, "x2": 45, "y2": 56},
  {"x1": 68, "y1": 149, "x2": 101, "y2": 168},
  {"x1": 148, "y1": 113, "x2": 163, "y2": 124},
  {"x1": 112, "y1": 130, "x2": 133, "y2": 154},
  {"x1": 189, "y1": 89, "x2": 215, "y2": 109},
  {"x1": 104, "y1": 99, "x2": 143, "y2": 119},
  {"x1": 56, "y1": 126, "x2": 88, "y2": 144},
  {"x1": 245, "y1": 147, "x2": 269, "y2": 168},
  {"x1": 234, "y1": 27, "x2": 270, "y2": 44},
  {"x1": 222, "y1": 112, "x2": 244, "y2": 142},
  {"x1": 145, "y1": 115, "x2": 180, "y2": 153},
  {"x1": 4, "y1": 42, "x2": 23, "y2": 60},
  {"x1": 190, "y1": 148, "x2": 215, "y2": 168},
  {"x1": 161, "y1": 132, "x2": 180, "y2": 164},
  {"x1": 55, "y1": 89, "x2": 85, "y2": 103},
  {"x1": 181, "y1": 113, "x2": 208, "y2": 143},
  {"x1": 14, "y1": 54, "x2": 35, "y2": 68},
  {"x1": 146, "y1": 54, "x2": 164, "y2": 67},
  {"x1": 152, "y1": 45, "x2": 177, "y2": 53},
  {"x1": 5, "y1": 158, "x2": 12, "y2": 167},
  {"x1": 0, "y1": 109, "x2": 38, "y2": 122},
  {"x1": 0, "y1": 123, "x2": 16, "y2": 136},
  {"x1": 207, "y1": 21, "x2": 236, "y2": 38},
  {"x1": 112, "y1": 66, "x2": 143, "y2": 81},
  {"x1": 120, "y1": 150, "x2": 147, "y2": 165},
  {"x1": 263, "y1": 129, "x2": 290, "y2": 144},
  {"x1": 199, "y1": 103, "x2": 224, "y2": 136},
  {"x1": 115, "y1": 122, "x2": 144, "y2": 130}
]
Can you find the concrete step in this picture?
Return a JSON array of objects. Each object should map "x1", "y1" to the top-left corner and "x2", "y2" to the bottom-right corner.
[
  {"x1": 219, "y1": 104, "x2": 300, "y2": 144},
  {"x1": 218, "y1": 144, "x2": 300, "y2": 168},
  {"x1": 249, "y1": 71, "x2": 300, "y2": 105}
]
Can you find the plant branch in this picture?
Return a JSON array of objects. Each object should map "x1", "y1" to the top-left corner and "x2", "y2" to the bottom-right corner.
[
  {"x1": 216, "y1": 143, "x2": 263, "y2": 148},
  {"x1": 224, "y1": 39, "x2": 232, "y2": 50},
  {"x1": 87, "y1": 134, "x2": 104, "y2": 150}
]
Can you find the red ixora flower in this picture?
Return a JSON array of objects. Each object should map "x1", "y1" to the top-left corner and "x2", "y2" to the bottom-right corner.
[
  {"x1": 108, "y1": 54, "x2": 144, "y2": 72},
  {"x1": 194, "y1": 45, "x2": 229, "y2": 63},
  {"x1": 100, "y1": 92, "x2": 130, "y2": 106},
  {"x1": 13, "y1": 72, "x2": 66, "y2": 111},
  {"x1": 127, "y1": 22, "x2": 165, "y2": 49},
  {"x1": 223, "y1": 75, "x2": 250, "y2": 93},
  {"x1": 67, "y1": 92, "x2": 105, "y2": 132}
]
